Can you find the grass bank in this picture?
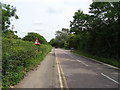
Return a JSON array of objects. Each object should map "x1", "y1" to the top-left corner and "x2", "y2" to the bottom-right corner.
[
  {"x1": 2, "y1": 38, "x2": 52, "y2": 88},
  {"x1": 72, "y1": 50, "x2": 119, "y2": 68}
]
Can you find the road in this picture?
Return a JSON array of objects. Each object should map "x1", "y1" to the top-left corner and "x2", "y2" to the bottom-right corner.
[{"x1": 14, "y1": 48, "x2": 120, "y2": 89}]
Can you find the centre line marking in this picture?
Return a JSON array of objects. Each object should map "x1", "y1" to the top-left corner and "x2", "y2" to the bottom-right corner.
[
  {"x1": 58, "y1": 60, "x2": 69, "y2": 89},
  {"x1": 63, "y1": 52, "x2": 89, "y2": 67},
  {"x1": 56, "y1": 54, "x2": 63, "y2": 89},
  {"x1": 101, "y1": 73, "x2": 120, "y2": 84},
  {"x1": 77, "y1": 60, "x2": 88, "y2": 66},
  {"x1": 55, "y1": 50, "x2": 69, "y2": 89}
]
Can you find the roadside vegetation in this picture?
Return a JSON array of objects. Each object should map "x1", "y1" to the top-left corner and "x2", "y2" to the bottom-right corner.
[
  {"x1": 1, "y1": 3, "x2": 52, "y2": 88},
  {"x1": 2, "y1": 35, "x2": 51, "y2": 88},
  {"x1": 72, "y1": 50, "x2": 119, "y2": 68},
  {"x1": 49, "y1": 2, "x2": 120, "y2": 68}
]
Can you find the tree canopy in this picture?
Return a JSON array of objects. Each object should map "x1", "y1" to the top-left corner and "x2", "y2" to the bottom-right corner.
[
  {"x1": 2, "y1": 30, "x2": 19, "y2": 39},
  {"x1": 0, "y1": 3, "x2": 18, "y2": 31},
  {"x1": 22, "y1": 32, "x2": 48, "y2": 44},
  {"x1": 49, "y1": 28, "x2": 70, "y2": 47},
  {"x1": 50, "y1": 2, "x2": 120, "y2": 60}
]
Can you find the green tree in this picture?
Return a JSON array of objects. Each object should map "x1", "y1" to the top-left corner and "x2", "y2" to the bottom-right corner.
[
  {"x1": 2, "y1": 30, "x2": 19, "y2": 39},
  {"x1": 70, "y1": 10, "x2": 89, "y2": 34},
  {"x1": 49, "y1": 28, "x2": 70, "y2": 48},
  {"x1": 89, "y1": 2, "x2": 120, "y2": 58},
  {"x1": 55, "y1": 28, "x2": 70, "y2": 48},
  {"x1": 69, "y1": 2, "x2": 120, "y2": 59},
  {"x1": 49, "y1": 38, "x2": 56, "y2": 47},
  {"x1": 66, "y1": 34, "x2": 77, "y2": 49},
  {"x1": 1, "y1": 3, "x2": 18, "y2": 31},
  {"x1": 22, "y1": 32, "x2": 48, "y2": 44}
]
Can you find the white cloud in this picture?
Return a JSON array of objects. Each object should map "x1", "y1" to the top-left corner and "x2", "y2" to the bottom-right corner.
[
  {"x1": 46, "y1": 8, "x2": 62, "y2": 14},
  {"x1": 2, "y1": 0, "x2": 92, "y2": 41},
  {"x1": 33, "y1": 21, "x2": 43, "y2": 26}
]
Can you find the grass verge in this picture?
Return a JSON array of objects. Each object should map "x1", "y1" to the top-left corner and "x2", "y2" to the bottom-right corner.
[{"x1": 72, "y1": 50, "x2": 119, "y2": 68}]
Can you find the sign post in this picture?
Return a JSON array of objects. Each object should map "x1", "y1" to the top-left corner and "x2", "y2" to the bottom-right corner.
[{"x1": 34, "y1": 38, "x2": 40, "y2": 52}]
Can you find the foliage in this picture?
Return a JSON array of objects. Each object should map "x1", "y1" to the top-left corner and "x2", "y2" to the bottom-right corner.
[
  {"x1": 50, "y1": 2, "x2": 119, "y2": 67},
  {"x1": 49, "y1": 38, "x2": 56, "y2": 47},
  {"x1": 1, "y1": 2, "x2": 52, "y2": 88},
  {"x1": 2, "y1": 37, "x2": 52, "y2": 88},
  {"x1": 2, "y1": 30, "x2": 19, "y2": 39},
  {"x1": 65, "y1": 34, "x2": 77, "y2": 49},
  {"x1": 22, "y1": 32, "x2": 48, "y2": 44},
  {"x1": 69, "y1": 2, "x2": 120, "y2": 60},
  {"x1": 49, "y1": 28, "x2": 70, "y2": 48},
  {"x1": 1, "y1": 3, "x2": 18, "y2": 31},
  {"x1": 72, "y1": 50, "x2": 119, "y2": 68},
  {"x1": 70, "y1": 10, "x2": 89, "y2": 34}
]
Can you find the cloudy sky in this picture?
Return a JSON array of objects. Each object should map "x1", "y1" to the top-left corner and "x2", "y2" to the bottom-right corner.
[{"x1": 2, "y1": 0, "x2": 92, "y2": 41}]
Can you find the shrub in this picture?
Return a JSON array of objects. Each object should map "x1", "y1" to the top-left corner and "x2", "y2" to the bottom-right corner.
[{"x1": 2, "y1": 37, "x2": 52, "y2": 88}]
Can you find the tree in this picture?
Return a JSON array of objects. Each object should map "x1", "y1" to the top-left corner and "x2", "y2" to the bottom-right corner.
[
  {"x1": 89, "y1": 2, "x2": 120, "y2": 58},
  {"x1": 22, "y1": 32, "x2": 48, "y2": 44},
  {"x1": 69, "y1": 2, "x2": 120, "y2": 59},
  {"x1": 55, "y1": 28, "x2": 70, "y2": 48},
  {"x1": 2, "y1": 30, "x2": 19, "y2": 39},
  {"x1": 1, "y1": 3, "x2": 18, "y2": 31},
  {"x1": 66, "y1": 34, "x2": 77, "y2": 49},
  {"x1": 70, "y1": 10, "x2": 89, "y2": 34},
  {"x1": 49, "y1": 28, "x2": 70, "y2": 48},
  {"x1": 49, "y1": 38, "x2": 56, "y2": 47}
]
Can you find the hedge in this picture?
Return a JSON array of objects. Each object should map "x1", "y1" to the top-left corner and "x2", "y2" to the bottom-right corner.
[{"x1": 2, "y1": 38, "x2": 52, "y2": 88}]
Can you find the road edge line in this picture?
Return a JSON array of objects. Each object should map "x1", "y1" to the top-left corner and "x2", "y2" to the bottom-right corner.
[
  {"x1": 85, "y1": 56, "x2": 120, "y2": 70},
  {"x1": 71, "y1": 51, "x2": 120, "y2": 70},
  {"x1": 101, "y1": 73, "x2": 120, "y2": 84}
]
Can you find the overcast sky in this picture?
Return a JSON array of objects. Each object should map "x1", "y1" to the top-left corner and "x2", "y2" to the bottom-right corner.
[{"x1": 2, "y1": 0, "x2": 92, "y2": 41}]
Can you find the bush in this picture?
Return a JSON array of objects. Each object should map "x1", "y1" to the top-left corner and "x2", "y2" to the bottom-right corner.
[
  {"x1": 2, "y1": 37, "x2": 52, "y2": 88},
  {"x1": 22, "y1": 32, "x2": 48, "y2": 44}
]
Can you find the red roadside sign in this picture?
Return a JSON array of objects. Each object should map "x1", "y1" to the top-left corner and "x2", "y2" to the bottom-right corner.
[{"x1": 34, "y1": 39, "x2": 40, "y2": 45}]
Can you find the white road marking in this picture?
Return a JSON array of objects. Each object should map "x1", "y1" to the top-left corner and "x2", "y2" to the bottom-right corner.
[
  {"x1": 79, "y1": 54, "x2": 120, "y2": 70},
  {"x1": 63, "y1": 52, "x2": 89, "y2": 67},
  {"x1": 77, "y1": 60, "x2": 88, "y2": 66},
  {"x1": 101, "y1": 73, "x2": 120, "y2": 84},
  {"x1": 65, "y1": 59, "x2": 75, "y2": 62},
  {"x1": 64, "y1": 50, "x2": 120, "y2": 70}
]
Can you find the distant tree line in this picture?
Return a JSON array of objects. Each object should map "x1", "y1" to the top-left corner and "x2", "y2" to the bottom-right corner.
[
  {"x1": 49, "y1": 28, "x2": 70, "y2": 48},
  {"x1": 49, "y1": 2, "x2": 120, "y2": 60}
]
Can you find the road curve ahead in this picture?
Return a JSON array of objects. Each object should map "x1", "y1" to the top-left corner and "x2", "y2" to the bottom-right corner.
[{"x1": 55, "y1": 48, "x2": 120, "y2": 88}]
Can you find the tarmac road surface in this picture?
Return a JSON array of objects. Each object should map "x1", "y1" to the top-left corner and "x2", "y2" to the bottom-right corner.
[{"x1": 14, "y1": 48, "x2": 120, "y2": 89}]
